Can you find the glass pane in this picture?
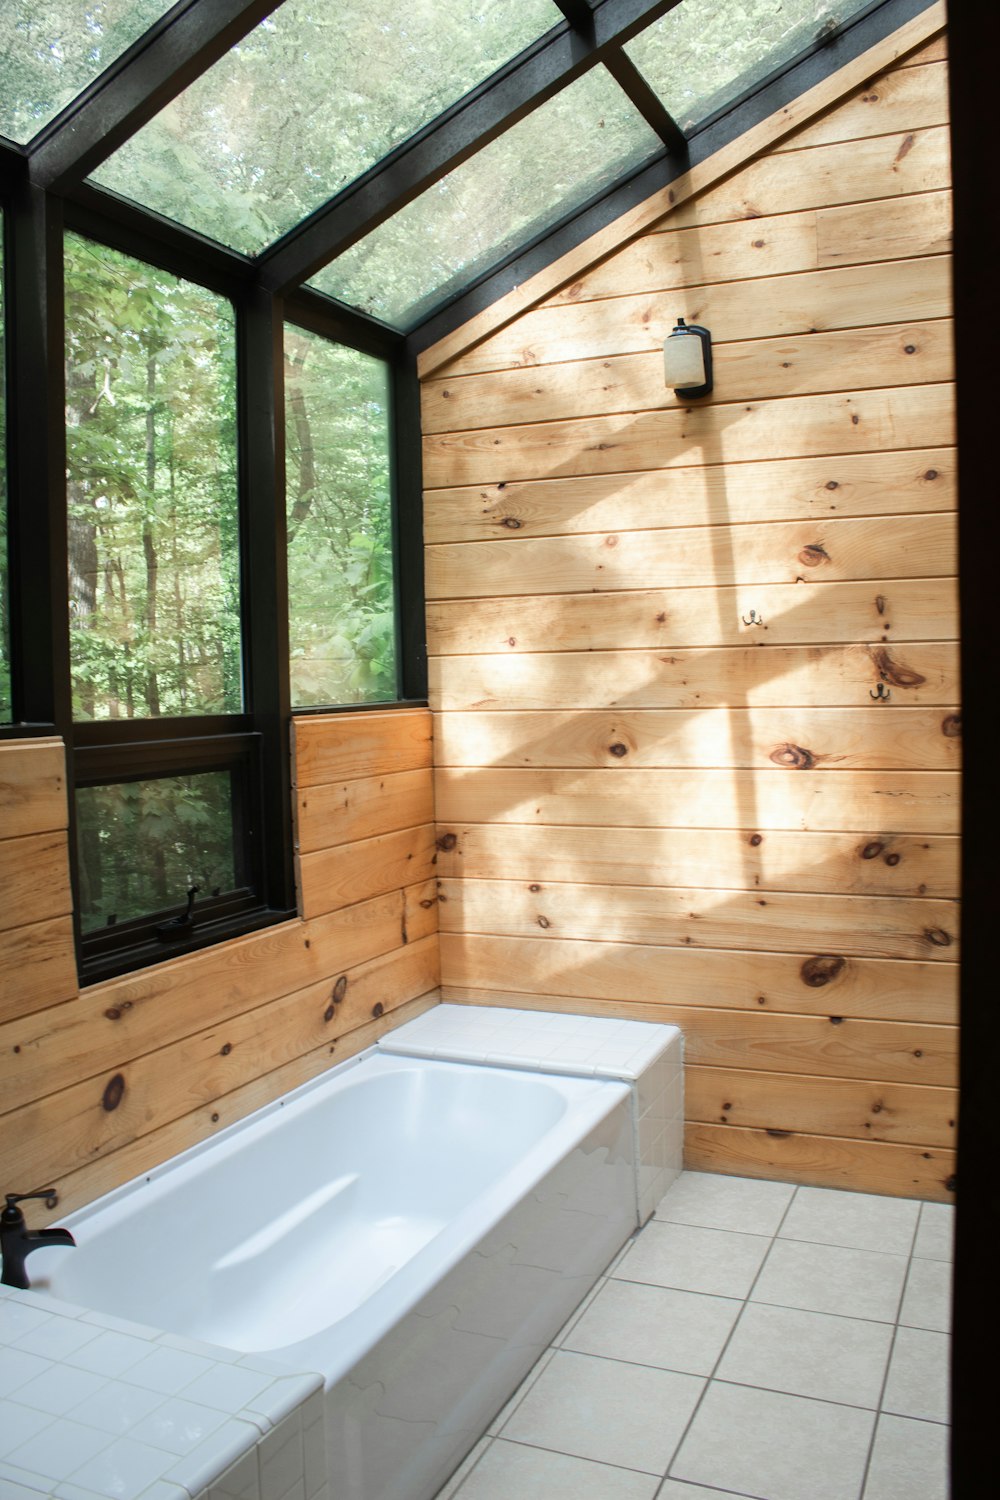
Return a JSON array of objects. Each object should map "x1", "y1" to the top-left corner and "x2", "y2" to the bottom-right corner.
[
  {"x1": 0, "y1": 1, "x2": 175, "y2": 144},
  {"x1": 625, "y1": 0, "x2": 875, "y2": 134},
  {"x1": 64, "y1": 233, "x2": 241, "y2": 721},
  {"x1": 91, "y1": 0, "x2": 563, "y2": 255},
  {"x1": 0, "y1": 220, "x2": 9, "y2": 723},
  {"x1": 284, "y1": 330, "x2": 396, "y2": 708},
  {"x1": 310, "y1": 67, "x2": 662, "y2": 330},
  {"x1": 76, "y1": 771, "x2": 237, "y2": 932}
]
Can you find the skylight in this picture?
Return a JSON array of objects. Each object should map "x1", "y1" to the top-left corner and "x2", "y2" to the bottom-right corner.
[
  {"x1": 89, "y1": 0, "x2": 563, "y2": 255},
  {"x1": 309, "y1": 64, "x2": 664, "y2": 330},
  {"x1": 0, "y1": 0, "x2": 176, "y2": 144}
]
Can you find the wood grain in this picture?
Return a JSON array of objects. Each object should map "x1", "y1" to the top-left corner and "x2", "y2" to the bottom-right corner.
[
  {"x1": 292, "y1": 707, "x2": 433, "y2": 786},
  {"x1": 434, "y1": 824, "x2": 959, "y2": 901},
  {"x1": 0, "y1": 740, "x2": 68, "y2": 839},
  {"x1": 437, "y1": 876, "x2": 959, "y2": 964},
  {"x1": 432, "y1": 707, "x2": 961, "y2": 772},
  {"x1": 426, "y1": 512, "x2": 956, "y2": 598},
  {"x1": 296, "y1": 767, "x2": 435, "y2": 853},
  {"x1": 424, "y1": 449, "x2": 955, "y2": 544},
  {"x1": 686, "y1": 1064, "x2": 956, "y2": 1147},
  {"x1": 430, "y1": 642, "x2": 958, "y2": 712}
]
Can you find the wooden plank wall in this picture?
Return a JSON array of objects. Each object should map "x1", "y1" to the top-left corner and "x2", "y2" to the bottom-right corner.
[
  {"x1": 424, "y1": 34, "x2": 958, "y2": 1201},
  {"x1": 0, "y1": 708, "x2": 440, "y2": 1221}
]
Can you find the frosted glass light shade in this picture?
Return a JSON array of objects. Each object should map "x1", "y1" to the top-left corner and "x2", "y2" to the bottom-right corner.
[{"x1": 663, "y1": 319, "x2": 712, "y2": 396}]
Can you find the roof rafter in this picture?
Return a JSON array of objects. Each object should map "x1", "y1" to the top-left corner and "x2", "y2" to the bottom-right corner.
[
  {"x1": 258, "y1": 0, "x2": 684, "y2": 297},
  {"x1": 27, "y1": 0, "x2": 275, "y2": 193}
]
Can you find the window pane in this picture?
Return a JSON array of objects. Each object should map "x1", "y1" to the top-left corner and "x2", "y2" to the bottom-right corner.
[
  {"x1": 309, "y1": 66, "x2": 662, "y2": 330},
  {"x1": 284, "y1": 330, "x2": 396, "y2": 707},
  {"x1": 91, "y1": 0, "x2": 563, "y2": 254},
  {"x1": 64, "y1": 234, "x2": 241, "y2": 721},
  {"x1": 625, "y1": 0, "x2": 875, "y2": 134},
  {"x1": 0, "y1": 1, "x2": 175, "y2": 144},
  {"x1": 0, "y1": 219, "x2": 9, "y2": 723},
  {"x1": 76, "y1": 771, "x2": 237, "y2": 932}
]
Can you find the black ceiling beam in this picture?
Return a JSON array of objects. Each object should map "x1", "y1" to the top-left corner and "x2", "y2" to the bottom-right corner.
[
  {"x1": 27, "y1": 0, "x2": 275, "y2": 193},
  {"x1": 258, "y1": 0, "x2": 682, "y2": 296},
  {"x1": 603, "y1": 49, "x2": 689, "y2": 156}
]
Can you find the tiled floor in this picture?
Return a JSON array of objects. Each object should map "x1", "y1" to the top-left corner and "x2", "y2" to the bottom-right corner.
[{"x1": 434, "y1": 1172, "x2": 953, "y2": 1500}]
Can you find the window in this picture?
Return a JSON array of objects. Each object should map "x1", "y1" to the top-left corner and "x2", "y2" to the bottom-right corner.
[
  {"x1": 64, "y1": 232, "x2": 289, "y2": 981},
  {"x1": 284, "y1": 327, "x2": 396, "y2": 707}
]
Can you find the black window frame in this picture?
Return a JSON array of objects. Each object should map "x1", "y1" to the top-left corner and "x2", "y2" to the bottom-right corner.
[{"x1": 0, "y1": 159, "x2": 425, "y2": 985}]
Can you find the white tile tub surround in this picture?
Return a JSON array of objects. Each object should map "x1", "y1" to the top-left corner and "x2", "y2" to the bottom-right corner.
[
  {"x1": 379, "y1": 1004, "x2": 684, "y2": 1223},
  {"x1": 0, "y1": 1287, "x2": 325, "y2": 1500}
]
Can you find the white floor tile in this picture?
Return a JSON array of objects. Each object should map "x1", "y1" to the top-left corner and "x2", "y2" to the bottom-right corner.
[
  {"x1": 912, "y1": 1203, "x2": 955, "y2": 1263},
  {"x1": 613, "y1": 1221, "x2": 770, "y2": 1299},
  {"x1": 863, "y1": 1413, "x2": 950, "y2": 1500},
  {"x1": 563, "y1": 1279, "x2": 741, "y2": 1377},
  {"x1": 450, "y1": 1438, "x2": 661, "y2": 1498},
  {"x1": 500, "y1": 1349, "x2": 703, "y2": 1475},
  {"x1": 882, "y1": 1327, "x2": 951, "y2": 1423},
  {"x1": 656, "y1": 1482, "x2": 758, "y2": 1499},
  {"x1": 654, "y1": 1172, "x2": 795, "y2": 1235},
  {"x1": 716, "y1": 1302, "x2": 893, "y2": 1408},
  {"x1": 899, "y1": 1257, "x2": 953, "y2": 1333},
  {"x1": 778, "y1": 1187, "x2": 920, "y2": 1254},
  {"x1": 752, "y1": 1238, "x2": 908, "y2": 1322},
  {"x1": 671, "y1": 1381, "x2": 875, "y2": 1500}
]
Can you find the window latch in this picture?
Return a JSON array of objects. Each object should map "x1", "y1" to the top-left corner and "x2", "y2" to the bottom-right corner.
[{"x1": 156, "y1": 884, "x2": 200, "y2": 942}]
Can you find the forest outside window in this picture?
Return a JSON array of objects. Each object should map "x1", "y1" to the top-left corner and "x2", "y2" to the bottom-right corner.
[
  {"x1": 64, "y1": 231, "x2": 270, "y2": 979},
  {"x1": 284, "y1": 326, "x2": 397, "y2": 708}
]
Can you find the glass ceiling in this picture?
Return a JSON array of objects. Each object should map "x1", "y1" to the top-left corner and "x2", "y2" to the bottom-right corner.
[
  {"x1": 626, "y1": 0, "x2": 874, "y2": 133},
  {"x1": 311, "y1": 66, "x2": 663, "y2": 330},
  {"x1": 0, "y1": 0, "x2": 903, "y2": 336},
  {"x1": 90, "y1": 0, "x2": 562, "y2": 256},
  {"x1": 0, "y1": 1, "x2": 176, "y2": 144}
]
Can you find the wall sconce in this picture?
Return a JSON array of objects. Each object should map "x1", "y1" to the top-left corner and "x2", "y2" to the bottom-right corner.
[{"x1": 663, "y1": 317, "x2": 713, "y2": 399}]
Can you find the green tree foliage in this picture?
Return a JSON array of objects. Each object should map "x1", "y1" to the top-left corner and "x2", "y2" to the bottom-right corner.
[
  {"x1": 77, "y1": 772, "x2": 237, "y2": 931},
  {"x1": 284, "y1": 329, "x2": 396, "y2": 706},
  {"x1": 0, "y1": 1, "x2": 172, "y2": 143},
  {"x1": 91, "y1": 0, "x2": 559, "y2": 254},
  {"x1": 64, "y1": 232, "x2": 241, "y2": 721}
]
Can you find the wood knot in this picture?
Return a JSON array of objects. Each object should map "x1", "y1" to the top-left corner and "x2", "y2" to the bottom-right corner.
[
  {"x1": 529, "y1": 883, "x2": 541, "y2": 892},
  {"x1": 333, "y1": 975, "x2": 348, "y2": 1002},
  {"x1": 829, "y1": 1015, "x2": 844, "y2": 1025},
  {"x1": 861, "y1": 840, "x2": 884, "y2": 860},
  {"x1": 875, "y1": 594, "x2": 887, "y2": 616},
  {"x1": 436, "y1": 832, "x2": 458, "y2": 851},
  {"x1": 798, "y1": 543, "x2": 830, "y2": 567},
  {"x1": 102, "y1": 1074, "x2": 126, "y2": 1112},
  {"x1": 766, "y1": 1128, "x2": 792, "y2": 1138},
  {"x1": 220, "y1": 1042, "x2": 232, "y2": 1056},
  {"x1": 537, "y1": 915, "x2": 551, "y2": 929},
  {"x1": 825, "y1": 480, "x2": 839, "y2": 491},
  {"x1": 870, "y1": 646, "x2": 926, "y2": 688},
  {"x1": 924, "y1": 469, "x2": 938, "y2": 481},
  {"x1": 885, "y1": 852, "x2": 901, "y2": 867},
  {"x1": 372, "y1": 1002, "x2": 384, "y2": 1019},
  {"x1": 500, "y1": 516, "x2": 522, "y2": 529},
  {"x1": 945, "y1": 1175, "x2": 956, "y2": 1193},
  {"x1": 923, "y1": 927, "x2": 952, "y2": 947},
  {"x1": 608, "y1": 742, "x2": 628, "y2": 758},
  {"x1": 324, "y1": 1004, "x2": 335, "y2": 1023},
  {"x1": 801, "y1": 954, "x2": 846, "y2": 988},
  {"x1": 749, "y1": 833, "x2": 763, "y2": 847},
  {"x1": 941, "y1": 713, "x2": 961, "y2": 738},
  {"x1": 770, "y1": 742, "x2": 816, "y2": 770}
]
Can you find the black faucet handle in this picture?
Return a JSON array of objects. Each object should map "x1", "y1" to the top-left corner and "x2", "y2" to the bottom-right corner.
[{"x1": 3, "y1": 1190, "x2": 59, "y2": 1221}]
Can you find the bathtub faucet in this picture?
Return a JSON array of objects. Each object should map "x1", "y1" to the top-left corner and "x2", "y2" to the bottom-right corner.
[{"x1": 1, "y1": 1190, "x2": 76, "y2": 1289}]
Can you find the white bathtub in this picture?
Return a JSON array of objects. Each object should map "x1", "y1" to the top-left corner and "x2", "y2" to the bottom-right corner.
[{"x1": 29, "y1": 1049, "x2": 637, "y2": 1500}]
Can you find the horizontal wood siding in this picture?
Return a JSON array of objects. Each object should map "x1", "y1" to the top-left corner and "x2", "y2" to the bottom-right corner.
[
  {"x1": 0, "y1": 709, "x2": 440, "y2": 1221},
  {"x1": 423, "y1": 28, "x2": 956, "y2": 1201}
]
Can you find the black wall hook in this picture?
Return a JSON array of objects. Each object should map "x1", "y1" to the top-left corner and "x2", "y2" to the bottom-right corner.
[{"x1": 870, "y1": 683, "x2": 891, "y2": 701}]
